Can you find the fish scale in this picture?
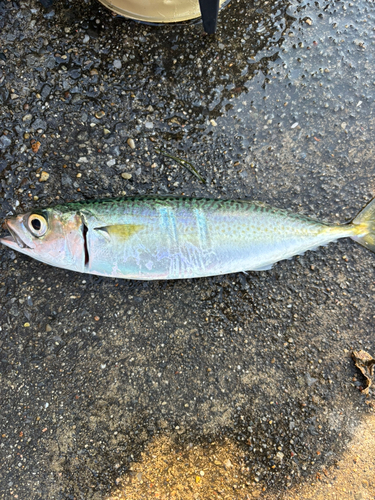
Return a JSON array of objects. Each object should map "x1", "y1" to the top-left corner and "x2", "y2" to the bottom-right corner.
[{"x1": 1, "y1": 195, "x2": 375, "y2": 280}]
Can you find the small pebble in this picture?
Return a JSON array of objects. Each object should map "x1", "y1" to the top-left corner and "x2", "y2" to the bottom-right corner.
[
  {"x1": 121, "y1": 173, "x2": 132, "y2": 180},
  {"x1": 0, "y1": 135, "x2": 11, "y2": 148},
  {"x1": 39, "y1": 171, "x2": 49, "y2": 182},
  {"x1": 127, "y1": 138, "x2": 135, "y2": 149},
  {"x1": 95, "y1": 111, "x2": 105, "y2": 119},
  {"x1": 31, "y1": 141, "x2": 41, "y2": 153},
  {"x1": 113, "y1": 59, "x2": 122, "y2": 69},
  {"x1": 306, "y1": 373, "x2": 318, "y2": 387}
]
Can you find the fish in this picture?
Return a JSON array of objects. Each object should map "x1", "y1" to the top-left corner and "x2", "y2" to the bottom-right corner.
[{"x1": 1, "y1": 195, "x2": 375, "y2": 280}]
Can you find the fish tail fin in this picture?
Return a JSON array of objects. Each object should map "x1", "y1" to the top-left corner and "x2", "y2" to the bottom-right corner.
[{"x1": 351, "y1": 197, "x2": 375, "y2": 253}]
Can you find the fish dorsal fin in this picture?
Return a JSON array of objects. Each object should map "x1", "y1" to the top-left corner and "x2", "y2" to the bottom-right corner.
[{"x1": 95, "y1": 224, "x2": 144, "y2": 242}]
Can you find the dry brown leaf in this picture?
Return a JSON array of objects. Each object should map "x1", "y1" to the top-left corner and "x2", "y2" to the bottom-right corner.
[{"x1": 352, "y1": 349, "x2": 375, "y2": 395}]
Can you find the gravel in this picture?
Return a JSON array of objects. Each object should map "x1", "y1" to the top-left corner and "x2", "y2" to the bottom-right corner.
[{"x1": 0, "y1": 0, "x2": 375, "y2": 498}]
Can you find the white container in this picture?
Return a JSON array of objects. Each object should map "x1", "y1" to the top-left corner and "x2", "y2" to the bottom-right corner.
[{"x1": 97, "y1": 0, "x2": 226, "y2": 24}]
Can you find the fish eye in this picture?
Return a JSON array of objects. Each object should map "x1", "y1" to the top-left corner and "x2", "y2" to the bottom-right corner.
[{"x1": 28, "y1": 214, "x2": 48, "y2": 237}]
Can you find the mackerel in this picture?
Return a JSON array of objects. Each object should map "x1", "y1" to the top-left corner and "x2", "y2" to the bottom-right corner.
[{"x1": 1, "y1": 195, "x2": 375, "y2": 279}]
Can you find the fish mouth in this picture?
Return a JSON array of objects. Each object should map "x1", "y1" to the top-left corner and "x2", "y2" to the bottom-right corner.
[{"x1": 0, "y1": 221, "x2": 33, "y2": 250}]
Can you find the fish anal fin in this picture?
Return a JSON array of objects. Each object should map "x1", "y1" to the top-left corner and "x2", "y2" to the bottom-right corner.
[
  {"x1": 251, "y1": 263, "x2": 274, "y2": 271},
  {"x1": 95, "y1": 224, "x2": 144, "y2": 242}
]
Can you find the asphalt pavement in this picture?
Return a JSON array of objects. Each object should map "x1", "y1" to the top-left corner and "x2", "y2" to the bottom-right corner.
[{"x1": 1, "y1": 0, "x2": 375, "y2": 498}]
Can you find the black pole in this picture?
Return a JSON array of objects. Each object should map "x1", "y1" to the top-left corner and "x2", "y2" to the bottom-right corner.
[{"x1": 198, "y1": 0, "x2": 220, "y2": 34}]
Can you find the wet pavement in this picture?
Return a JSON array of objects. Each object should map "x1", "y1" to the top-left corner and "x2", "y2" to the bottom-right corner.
[{"x1": 1, "y1": 0, "x2": 375, "y2": 498}]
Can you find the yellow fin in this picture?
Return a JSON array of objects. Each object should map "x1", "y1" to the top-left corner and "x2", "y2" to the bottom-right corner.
[
  {"x1": 97, "y1": 224, "x2": 144, "y2": 242},
  {"x1": 351, "y1": 197, "x2": 375, "y2": 253}
]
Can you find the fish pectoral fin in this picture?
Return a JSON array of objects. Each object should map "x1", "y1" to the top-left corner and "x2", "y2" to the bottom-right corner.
[
  {"x1": 94, "y1": 224, "x2": 144, "y2": 242},
  {"x1": 95, "y1": 227, "x2": 111, "y2": 242}
]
